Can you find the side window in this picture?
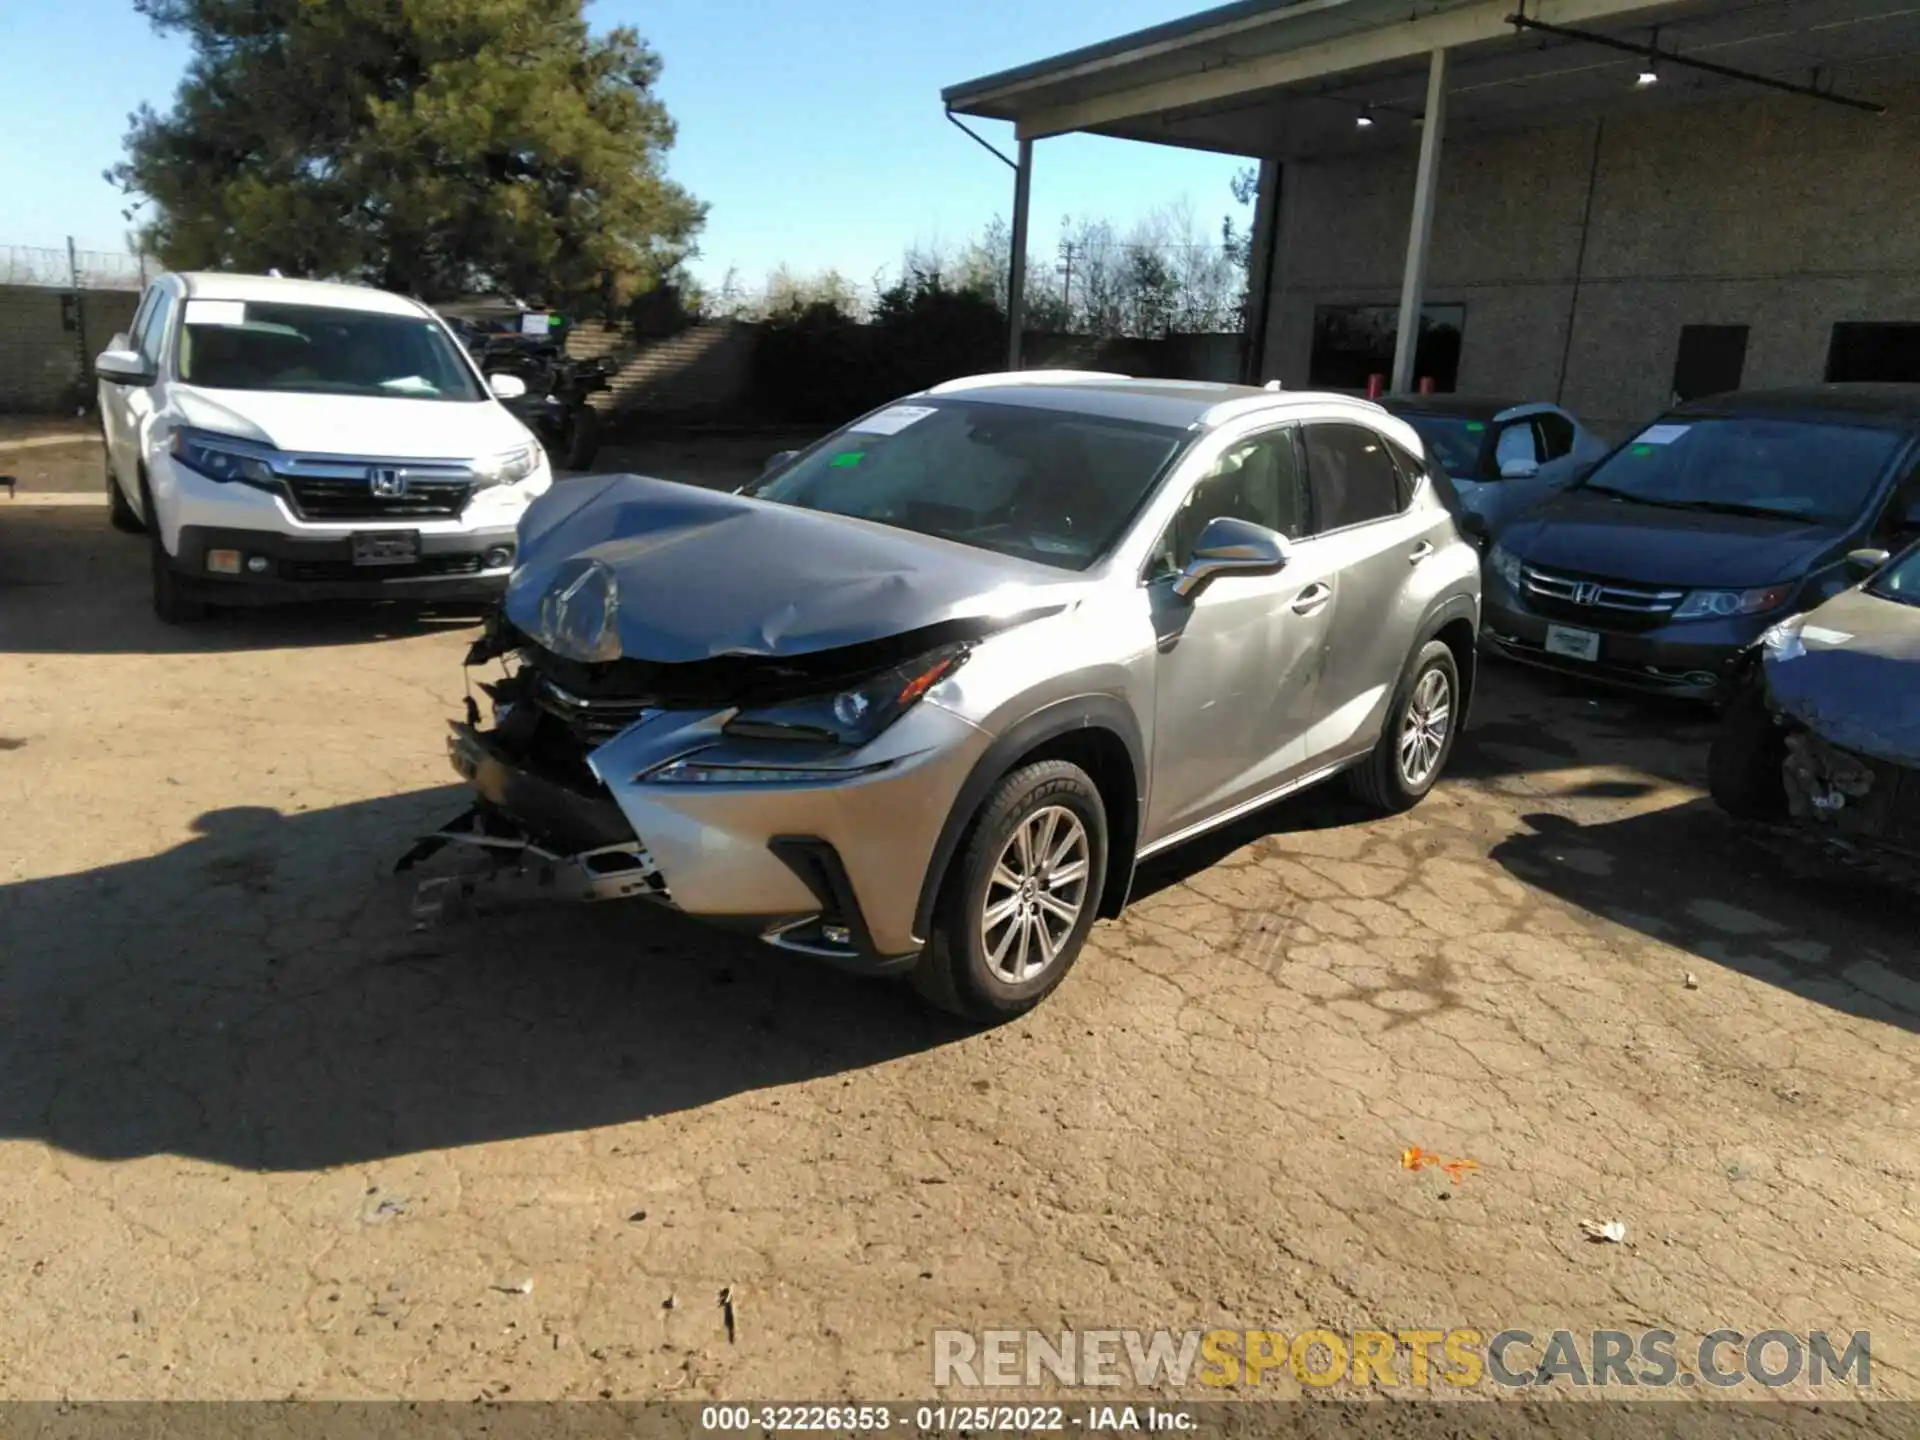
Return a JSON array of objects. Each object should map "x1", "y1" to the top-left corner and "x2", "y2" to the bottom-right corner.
[
  {"x1": 135, "y1": 290, "x2": 174, "y2": 367},
  {"x1": 125, "y1": 287, "x2": 156, "y2": 348},
  {"x1": 1535, "y1": 412, "x2": 1575, "y2": 460},
  {"x1": 1147, "y1": 428, "x2": 1306, "y2": 579},
  {"x1": 1877, "y1": 460, "x2": 1920, "y2": 542},
  {"x1": 1301, "y1": 422, "x2": 1403, "y2": 532},
  {"x1": 1385, "y1": 437, "x2": 1428, "y2": 510}
]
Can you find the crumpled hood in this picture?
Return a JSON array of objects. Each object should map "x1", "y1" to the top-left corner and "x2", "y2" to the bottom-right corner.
[
  {"x1": 1502, "y1": 490, "x2": 1839, "y2": 586},
  {"x1": 505, "y1": 473, "x2": 1087, "y2": 663},
  {"x1": 1763, "y1": 587, "x2": 1920, "y2": 767},
  {"x1": 170, "y1": 385, "x2": 532, "y2": 459}
]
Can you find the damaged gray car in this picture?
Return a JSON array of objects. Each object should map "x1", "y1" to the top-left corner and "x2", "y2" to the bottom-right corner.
[
  {"x1": 1711, "y1": 539, "x2": 1920, "y2": 875},
  {"x1": 405, "y1": 373, "x2": 1481, "y2": 1019}
]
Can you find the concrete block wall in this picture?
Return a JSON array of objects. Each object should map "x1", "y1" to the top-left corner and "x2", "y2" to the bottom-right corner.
[
  {"x1": 0, "y1": 286, "x2": 140, "y2": 414},
  {"x1": 1260, "y1": 78, "x2": 1920, "y2": 440}
]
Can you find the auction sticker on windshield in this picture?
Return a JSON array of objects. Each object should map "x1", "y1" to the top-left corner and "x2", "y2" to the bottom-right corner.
[
  {"x1": 851, "y1": 404, "x2": 938, "y2": 436},
  {"x1": 1634, "y1": 424, "x2": 1691, "y2": 446},
  {"x1": 183, "y1": 299, "x2": 247, "y2": 327},
  {"x1": 1545, "y1": 624, "x2": 1601, "y2": 662}
]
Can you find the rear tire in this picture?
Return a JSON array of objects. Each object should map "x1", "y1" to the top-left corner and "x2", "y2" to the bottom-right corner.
[
  {"x1": 105, "y1": 448, "x2": 144, "y2": 534},
  {"x1": 1709, "y1": 680, "x2": 1788, "y2": 821},
  {"x1": 911, "y1": 760, "x2": 1107, "y2": 1023},
  {"x1": 1348, "y1": 639, "x2": 1460, "y2": 814},
  {"x1": 141, "y1": 474, "x2": 207, "y2": 624},
  {"x1": 561, "y1": 406, "x2": 602, "y2": 470}
]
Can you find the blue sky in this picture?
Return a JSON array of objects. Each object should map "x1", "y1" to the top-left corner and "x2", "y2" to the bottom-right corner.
[{"x1": 0, "y1": 0, "x2": 1250, "y2": 290}]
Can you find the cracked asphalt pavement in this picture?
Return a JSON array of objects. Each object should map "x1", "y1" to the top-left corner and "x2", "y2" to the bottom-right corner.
[{"x1": 3, "y1": 446, "x2": 1918, "y2": 1406}]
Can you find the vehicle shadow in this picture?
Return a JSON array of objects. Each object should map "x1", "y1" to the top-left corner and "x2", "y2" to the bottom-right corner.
[
  {"x1": 0, "y1": 787, "x2": 965, "y2": 1170},
  {"x1": 1491, "y1": 802, "x2": 1920, "y2": 1034},
  {"x1": 0, "y1": 505, "x2": 490, "y2": 655}
]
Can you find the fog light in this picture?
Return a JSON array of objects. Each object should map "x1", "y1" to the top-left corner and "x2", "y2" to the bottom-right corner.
[
  {"x1": 821, "y1": 923, "x2": 852, "y2": 947},
  {"x1": 246, "y1": 555, "x2": 270, "y2": 574},
  {"x1": 483, "y1": 545, "x2": 515, "y2": 569},
  {"x1": 206, "y1": 549, "x2": 241, "y2": 575}
]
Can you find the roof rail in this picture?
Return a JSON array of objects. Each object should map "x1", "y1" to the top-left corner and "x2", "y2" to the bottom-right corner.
[{"x1": 927, "y1": 369, "x2": 1130, "y2": 394}]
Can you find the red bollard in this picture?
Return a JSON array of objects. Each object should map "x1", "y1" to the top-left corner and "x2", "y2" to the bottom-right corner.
[
  {"x1": 1365, "y1": 373, "x2": 1385, "y2": 399},
  {"x1": 1418, "y1": 375, "x2": 1435, "y2": 395}
]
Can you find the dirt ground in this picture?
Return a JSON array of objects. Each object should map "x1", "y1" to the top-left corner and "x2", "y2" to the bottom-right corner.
[{"x1": 3, "y1": 435, "x2": 1919, "y2": 1408}]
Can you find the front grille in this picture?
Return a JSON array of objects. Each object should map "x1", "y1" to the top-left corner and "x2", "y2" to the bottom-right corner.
[
  {"x1": 1520, "y1": 564, "x2": 1684, "y2": 631},
  {"x1": 533, "y1": 677, "x2": 661, "y2": 748},
  {"x1": 283, "y1": 473, "x2": 473, "y2": 520},
  {"x1": 279, "y1": 553, "x2": 484, "y2": 583}
]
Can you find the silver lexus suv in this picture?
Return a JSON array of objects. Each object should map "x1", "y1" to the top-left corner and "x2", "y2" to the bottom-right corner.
[{"x1": 412, "y1": 373, "x2": 1481, "y2": 1019}]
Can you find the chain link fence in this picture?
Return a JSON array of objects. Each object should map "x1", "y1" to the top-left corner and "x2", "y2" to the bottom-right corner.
[
  {"x1": 1, "y1": 245, "x2": 154, "y2": 413},
  {"x1": 1, "y1": 244, "x2": 155, "y2": 291}
]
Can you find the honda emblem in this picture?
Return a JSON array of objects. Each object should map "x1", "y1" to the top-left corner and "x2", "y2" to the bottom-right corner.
[
  {"x1": 370, "y1": 467, "x2": 409, "y2": 498},
  {"x1": 1572, "y1": 581, "x2": 1602, "y2": 606}
]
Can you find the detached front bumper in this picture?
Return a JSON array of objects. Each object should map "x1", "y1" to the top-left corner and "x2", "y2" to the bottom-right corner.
[{"x1": 432, "y1": 695, "x2": 992, "y2": 971}]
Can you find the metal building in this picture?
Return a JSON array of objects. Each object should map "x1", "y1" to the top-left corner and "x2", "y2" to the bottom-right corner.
[{"x1": 945, "y1": 0, "x2": 1920, "y2": 437}]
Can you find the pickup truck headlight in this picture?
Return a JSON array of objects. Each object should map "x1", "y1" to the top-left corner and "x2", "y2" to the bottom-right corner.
[
  {"x1": 169, "y1": 428, "x2": 277, "y2": 486},
  {"x1": 473, "y1": 443, "x2": 541, "y2": 487},
  {"x1": 718, "y1": 643, "x2": 971, "y2": 751},
  {"x1": 1672, "y1": 584, "x2": 1794, "y2": 621}
]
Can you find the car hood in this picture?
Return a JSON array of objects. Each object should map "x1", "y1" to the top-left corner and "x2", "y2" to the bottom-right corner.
[
  {"x1": 170, "y1": 386, "x2": 533, "y2": 459},
  {"x1": 503, "y1": 473, "x2": 1087, "y2": 664},
  {"x1": 1762, "y1": 587, "x2": 1920, "y2": 768},
  {"x1": 1500, "y1": 490, "x2": 1838, "y2": 586}
]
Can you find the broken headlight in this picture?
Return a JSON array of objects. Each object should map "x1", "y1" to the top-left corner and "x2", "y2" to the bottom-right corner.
[{"x1": 722, "y1": 643, "x2": 970, "y2": 748}]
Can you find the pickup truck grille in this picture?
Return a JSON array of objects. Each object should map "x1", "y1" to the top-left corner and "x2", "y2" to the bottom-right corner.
[{"x1": 282, "y1": 473, "x2": 473, "y2": 520}]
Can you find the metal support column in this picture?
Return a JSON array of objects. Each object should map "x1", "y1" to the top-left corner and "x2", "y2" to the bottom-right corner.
[
  {"x1": 1242, "y1": 158, "x2": 1283, "y2": 383},
  {"x1": 1007, "y1": 138, "x2": 1033, "y2": 370},
  {"x1": 1390, "y1": 48, "x2": 1448, "y2": 395}
]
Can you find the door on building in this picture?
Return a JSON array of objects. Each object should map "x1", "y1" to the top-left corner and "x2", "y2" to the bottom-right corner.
[
  {"x1": 1826, "y1": 324, "x2": 1920, "y2": 384},
  {"x1": 1670, "y1": 325, "x2": 1749, "y2": 405}
]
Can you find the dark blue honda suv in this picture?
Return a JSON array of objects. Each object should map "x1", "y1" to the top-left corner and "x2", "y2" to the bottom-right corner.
[{"x1": 1481, "y1": 385, "x2": 1920, "y2": 701}]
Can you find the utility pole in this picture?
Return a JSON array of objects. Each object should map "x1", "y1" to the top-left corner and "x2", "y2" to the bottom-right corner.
[
  {"x1": 1057, "y1": 241, "x2": 1077, "y2": 327},
  {"x1": 67, "y1": 236, "x2": 90, "y2": 416}
]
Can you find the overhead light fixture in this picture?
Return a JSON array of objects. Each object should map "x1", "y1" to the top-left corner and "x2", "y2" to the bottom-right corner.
[{"x1": 1356, "y1": 106, "x2": 1375, "y2": 128}]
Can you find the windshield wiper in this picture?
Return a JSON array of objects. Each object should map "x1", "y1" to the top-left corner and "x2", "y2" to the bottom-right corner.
[{"x1": 1579, "y1": 486, "x2": 1814, "y2": 522}]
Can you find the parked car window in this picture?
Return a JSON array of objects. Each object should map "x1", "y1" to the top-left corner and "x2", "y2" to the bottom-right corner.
[
  {"x1": 1867, "y1": 542, "x2": 1920, "y2": 605},
  {"x1": 745, "y1": 399, "x2": 1189, "y2": 573},
  {"x1": 1397, "y1": 415, "x2": 1486, "y2": 481},
  {"x1": 134, "y1": 290, "x2": 174, "y2": 366},
  {"x1": 1875, "y1": 462, "x2": 1920, "y2": 543},
  {"x1": 1576, "y1": 416, "x2": 1905, "y2": 526},
  {"x1": 1302, "y1": 422, "x2": 1404, "y2": 531},
  {"x1": 125, "y1": 287, "x2": 157, "y2": 349},
  {"x1": 1535, "y1": 411, "x2": 1576, "y2": 459},
  {"x1": 1147, "y1": 428, "x2": 1306, "y2": 579},
  {"x1": 175, "y1": 301, "x2": 486, "y2": 402}
]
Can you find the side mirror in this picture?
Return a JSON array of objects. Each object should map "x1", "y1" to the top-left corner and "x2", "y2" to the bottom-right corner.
[
  {"x1": 1173, "y1": 516, "x2": 1288, "y2": 598},
  {"x1": 488, "y1": 373, "x2": 528, "y2": 401},
  {"x1": 764, "y1": 449, "x2": 799, "y2": 474},
  {"x1": 1499, "y1": 457, "x2": 1540, "y2": 480},
  {"x1": 94, "y1": 347, "x2": 155, "y2": 387},
  {"x1": 1846, "y1": 547, "x2": 1891, "y2": 580}
]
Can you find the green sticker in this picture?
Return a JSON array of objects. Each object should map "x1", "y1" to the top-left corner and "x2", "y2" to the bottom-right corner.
[
  {"x1": 1631, "y1": 444, "x2": 1653, "y2": 457},
  {"x1": 829, "y1": 451, "x2": 864, "y2": 468},
  {"x1": 1465, "y1": 422, "x2": 1486, "y2": 432}
]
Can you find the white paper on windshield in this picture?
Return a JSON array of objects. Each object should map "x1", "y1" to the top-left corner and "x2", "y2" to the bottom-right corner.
[
  {"x1": 1800, "y1": 626, "x2": 1854, "y2": 647},
  {"x1": 1634, "y1": 423, "x2": 1691, "y2": 446},
  {"x1": 520, "y1": 312, "x2": 551, "y2": 335},
  {"x1": 183, "y1": 299, "x2": 247, "y2": 327},
  {"x1": 850, "y1": 404, "x2": 938, "y2": 436}
]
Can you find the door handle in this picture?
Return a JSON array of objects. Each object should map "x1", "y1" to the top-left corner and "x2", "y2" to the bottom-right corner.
[
  {"x1": 1290, "y1": 582, "x2": 1332, "y2": 615},
  {"x1": 1409, "y1": 540, "x2": 1435, "y2": 564}
]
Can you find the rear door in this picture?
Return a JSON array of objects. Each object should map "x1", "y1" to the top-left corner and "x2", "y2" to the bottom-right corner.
[
  {"x1": 114, "y1": 286, "x2": 175, "y2": 512},
  {"x1": 1142, "y1": 424, "x2": 1339, "y2": 842},
  {"x1": 1298, "y1": 419, "x2": 1441, "y2": 761}
]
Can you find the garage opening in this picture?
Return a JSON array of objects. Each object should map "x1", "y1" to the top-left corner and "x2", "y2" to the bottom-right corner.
[
  {"x1": 1826, "y1": 324, "x2": 1920, "y2": 384},
  {"x1": 1309, "y1": 304, "x2": 1464, "y2": 393},
  {"x1": 1671, "y1": 324, "x2": 1749, "y2": 403}
]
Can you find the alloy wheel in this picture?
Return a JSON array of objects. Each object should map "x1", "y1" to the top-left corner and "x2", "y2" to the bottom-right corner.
[
  {"x1": 1398, "y1": 665, "x2": 1452, "y2": 789},
  {"x1": 979, "y1": 805, "x2": 1092, "y2": 985}
]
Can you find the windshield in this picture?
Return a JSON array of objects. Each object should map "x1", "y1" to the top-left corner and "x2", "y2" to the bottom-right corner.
[
  {"x1": 1868, "y1": 543, "x2": 1920, "y2": 607},
  {"x1": 176, "y1": 299, "x2": 486, "y2": 401},
  {"x1": 1575, "y1": 416, "x2": 1901, "y2": 525},
  {"x1": 1402, "y1": 415, "x2": 1489, "y2": 480},
  {"x1": 741, "y1": 399, "x2": 1189, "y2": 571}
]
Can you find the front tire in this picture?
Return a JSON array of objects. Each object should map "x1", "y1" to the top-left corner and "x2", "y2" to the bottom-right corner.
[
  {"x1": 911, "y1": 760, "x2": 1107, "y2": 1023},
  {"x1": 140, "y1": 474, "x2": 207, "y2": 624},
  {"x1": 1709, "y1": 681, "x2": 1788, "y2": 821},
  {"x1": 561, "y1": 405, "x2": 602, "y2": 470},
  {"x1": 1348, "y1": 639, "x2": 1461, "y2": 813}
]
